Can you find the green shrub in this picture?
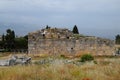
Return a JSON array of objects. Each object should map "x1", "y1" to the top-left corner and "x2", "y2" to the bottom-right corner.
[
  {"x1": 80, "y1": 54, "x2": 94, "y2": 62},
  {"x1": 60, "y1": 54, "x2": 66, "y2": 58},
  {"x1": 93, "y1": 60, "x2": 97, "y2": 64}
]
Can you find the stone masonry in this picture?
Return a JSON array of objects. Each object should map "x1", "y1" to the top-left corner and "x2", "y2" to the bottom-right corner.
[{"x1": 28, "y1": 27, "x2": 115, "y2": 56}]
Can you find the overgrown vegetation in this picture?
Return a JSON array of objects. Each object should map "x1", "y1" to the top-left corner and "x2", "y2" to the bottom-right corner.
[
  {"x1": 0, "y1": 57, "x2": 120, "y2": 80},
  {"x1": 115, "y1": 34, "x2": 120, "y2": 44},
  {"x1": 0, "y1": 53, "x2": 119, "y2": 80},
  {"x1": 0, "y1": 29, "x2": 28, "y2": 52},
  {"x1": 80, "y1": 54, "x2": 94, "y2": 62}
]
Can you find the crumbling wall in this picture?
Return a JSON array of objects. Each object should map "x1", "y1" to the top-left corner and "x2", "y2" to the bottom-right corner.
[
  {"x1": 28, "y1": 37, "x2": 115, "y2": 55},
  {"x1": 28, "y1": 28, "x2": 115, "y2": 55}
]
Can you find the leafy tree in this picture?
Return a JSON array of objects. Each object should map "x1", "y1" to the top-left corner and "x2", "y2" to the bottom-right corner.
[
  {"x1": 72, "y1": 25, "x2": 79, "y2": 34},
  {"x1": 2, "y1": 34, "x2": 5, "y2": 42},
  {"x1": 0, "y1": 41, "x2": 4, "y2": 49},
  {"x1": 1, "y1": 29, "x2": 28, "y2": 52},
  {"x1": 15, "y1": 35, "x2": 28, "y2": 49},
  {"x1": 24, "y1": 35, "x2": 28, "y2": 40},
  {"x1": 11, "y1": 31, "x2": 15, "y2": 40},
  {"x1": 115, "y1": 34, "x2": 120, "y2": 44},
  {"x1": 46, "y1": 25, "x2": 50, "y2": 29},
  {"x1": 0, "y1": 34, "x2": 5, "y2": 49},
  {"x1": 5, "y1": 29, "x2": 15, "y2": 50},
  {"x1": 46, "y1": 25, "x2": 49, "y2": 29}
]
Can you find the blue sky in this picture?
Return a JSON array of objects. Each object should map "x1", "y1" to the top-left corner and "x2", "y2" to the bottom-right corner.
[{"x1": 0, "y1": 0, "x2": 120, "y2": 39}]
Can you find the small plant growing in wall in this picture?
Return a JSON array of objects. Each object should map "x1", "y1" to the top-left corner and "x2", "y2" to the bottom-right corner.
[
  {"x1": 60, "y1": 54, "x2": 66, "y2": 59},
  {"x1": 80, "y1": 54, "x2": 94, "y2": 62}
]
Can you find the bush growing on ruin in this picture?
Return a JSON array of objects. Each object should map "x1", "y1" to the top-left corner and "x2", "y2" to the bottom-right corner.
[
  {"x1": 80, "y1": 54, "x2": 94, "y2": 62},
  {"x1": 60, "y1": 54, "x2": 66, "y2": 58}
]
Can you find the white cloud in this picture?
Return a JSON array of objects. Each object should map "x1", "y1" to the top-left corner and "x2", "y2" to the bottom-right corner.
[
  {"x1": 0, "y1": 0, "x2": 120, "y2": 14},
  {"x1": 0, "y1": 0, "x2": 120, "y2": 39}
]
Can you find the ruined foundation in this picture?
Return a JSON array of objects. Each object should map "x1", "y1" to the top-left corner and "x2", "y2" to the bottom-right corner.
[{"x1": 28, "y1": 28, "x2": 115, "y2": 56}]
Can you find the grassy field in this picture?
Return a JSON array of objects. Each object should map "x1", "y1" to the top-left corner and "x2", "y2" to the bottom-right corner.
[{"x1": 0, "y1": 53, "x2": 120, "y2": 80}]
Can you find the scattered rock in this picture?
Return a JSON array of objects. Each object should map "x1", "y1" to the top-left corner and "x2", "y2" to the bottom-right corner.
[{"x1": 0, "y1": 55, "x2": 31, "y2": 66}]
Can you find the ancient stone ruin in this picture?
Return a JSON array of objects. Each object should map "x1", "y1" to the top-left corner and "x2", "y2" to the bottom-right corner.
[
  {"x1": 0, "y1": 55, "x2": 31, "y2": 66},
  {"x1": 28, "y1": 27, "x2": 115, "y2": 56}
]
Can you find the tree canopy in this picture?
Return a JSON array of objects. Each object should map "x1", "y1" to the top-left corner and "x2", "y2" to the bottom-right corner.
[
  {"x1": 5, "y1": 29, "x2": 15, "y2": 50},
  {"x1": 115, "y1": 34, "x2": 120, "y2": 44},
  {"x1": 72, "y1": 25, "x2": 79, "y2": 34},
  {"x1": 0, "y1": 29, "x2": 28, "y2": 52}
]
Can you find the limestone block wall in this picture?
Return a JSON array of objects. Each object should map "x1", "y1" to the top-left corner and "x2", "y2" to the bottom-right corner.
[{"x1": 28, "y1": 37, "x2": 115, "y2": 55}]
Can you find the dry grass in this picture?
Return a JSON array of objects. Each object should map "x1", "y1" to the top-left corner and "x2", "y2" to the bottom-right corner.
[
  {"x1": 0, "y1": 58, "x2": 120, "y2": 80},
  {"x1": 0, "y1": 53, "x2": 120, "y2": 80}
]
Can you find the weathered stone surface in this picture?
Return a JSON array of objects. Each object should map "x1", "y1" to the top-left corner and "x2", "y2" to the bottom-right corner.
[
  {"x1": 0, "y1": 60, "x2": 10, "y2": 66},
  {"x1": 0, "y1": 55, "x2": 31, "y2": 66},
  {"x1": 34, "y1": 58, "x2": 85, "y2": 66},
  {"x1": 15, "y1": 56, "x2": 31, "y2": 65},
  {"x1": 28, "y1": 27, "x2": 115, "y2": 55}
]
